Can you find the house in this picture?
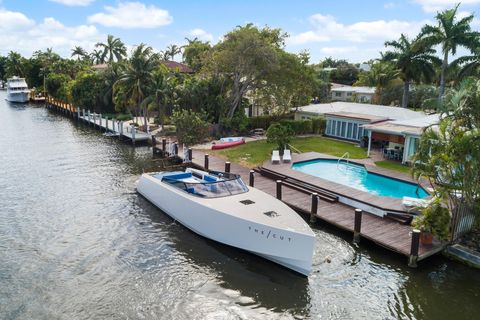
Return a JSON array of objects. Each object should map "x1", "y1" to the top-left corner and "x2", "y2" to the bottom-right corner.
[
  {"x1": 92, "y1": 63, "x2": 109, "y2": 71},
  {"x1": 295, "y1": 101, "x2": 426, "y2": 143},
  {"x1": 159, "y1": 61, "x2": 194, "y2": 74},
  {"x1": 330, "y1": 84, "x2": 375, "y2": 103},
  {"x1": 362, "y1": 114, "x2": 440, "y2": 164}
]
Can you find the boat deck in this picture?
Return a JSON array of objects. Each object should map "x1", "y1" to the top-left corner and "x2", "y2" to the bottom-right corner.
[{"x1": 188, "y1": 149, "x2": 444, "y2": 264}]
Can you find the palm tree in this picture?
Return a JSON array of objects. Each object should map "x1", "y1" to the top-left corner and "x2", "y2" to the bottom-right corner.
[
  {"x1": 419, "y1": 4, "x2": 480, "y2": 97},
  {"x1": 6, "y1": 51, "x2": 24, "y2": 77},
  {"x1": 116, "y1": 44, "x2": 159, "y2": 126},
  {"x1": 96, "y1": 35, "x2": 127, "y2": 63},
  {"x1": 165, "y1": 44, "x2": 182, "y2": 60},
  {"x1": 355, "y1": 60, "x2": 398, "y2": 104},
  {"x1": 71, "y1": 46, "x2": 87, "y2": 61},
  {"x1": 90, "y1": 49, "x2": 105, "y2": 64},
  {"x1": 383, "y1": 34, "x2": 441, "y2": 108}
]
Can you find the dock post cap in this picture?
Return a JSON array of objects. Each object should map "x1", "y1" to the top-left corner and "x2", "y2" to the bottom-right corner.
[
  {"x1": 355, "y1": 208, "x2": 363, "y2": 213},
  {"x1": 412, "y1": 229, "x2": 421, "y2": 234}
]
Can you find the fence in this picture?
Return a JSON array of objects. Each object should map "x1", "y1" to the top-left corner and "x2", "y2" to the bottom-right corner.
[{"x1": 451, "y1": 202, "x2": 477, "y2": 241}]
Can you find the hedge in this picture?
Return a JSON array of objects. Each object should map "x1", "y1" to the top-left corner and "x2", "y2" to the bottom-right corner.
[
  {"x1": 276, "y1": 117, "x2": 326, "y2": 135},
  {"x1": 248, "y1": 113, "x2": 294, "y2": 129}
]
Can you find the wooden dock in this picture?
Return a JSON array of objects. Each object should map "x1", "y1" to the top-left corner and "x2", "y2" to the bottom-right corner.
[
  {"x1": 45, "y1": 96, "x2": 151, "y2": 145},
  {"x1": 181, "y1": 148, "x2": 444, "y2": 267}
]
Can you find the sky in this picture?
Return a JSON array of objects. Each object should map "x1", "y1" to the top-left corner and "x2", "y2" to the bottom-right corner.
[{"x1": 1, "y1": 0, "x2": 480, "y2": 63}]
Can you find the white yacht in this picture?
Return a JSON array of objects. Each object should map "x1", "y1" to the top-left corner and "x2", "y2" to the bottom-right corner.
[
  {"x1": 137, "y1": 168, "x2": 315, "y2": 276},
  {"x1": 6, "y1": 76, "x2": 30, "y2": 103}
]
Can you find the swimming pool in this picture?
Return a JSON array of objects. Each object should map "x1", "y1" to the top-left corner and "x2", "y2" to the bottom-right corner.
[{"x1": 292, "y1": 159, "x2": 429, "y2": 199}]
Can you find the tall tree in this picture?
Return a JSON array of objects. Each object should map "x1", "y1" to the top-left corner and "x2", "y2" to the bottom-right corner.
[
  {"x1": 165, "y1": 44, "x2": 182, "y2": 60},
  {"x1": 96, "y1": 35, "x2": 127, "y2": 63},
  {"x1": 5, "y1": 51, "x2": 25, "y2": 77},
  {"x1": 90, "y1": 49, "x2": 105, "y2": 64},
  {"x1": 71, "y1": 46, "x2": 88, "y2": 61},
  {"x1": 115, "y1": 44, "x2": 158, "y2": 126},
  {"x1": 355, "y1": 60, "x2": 399, "y2": 104},
  {"x1": 419, "y1": 4, "x2": 479, "y2": 97},
  {"x1": 383, "y1": 34, "x2": 441, "y2": 108},
  {"x1": 182, "y1": 37, "x2": 211, "y2": 72},
  {"x1": 205, "y1": 24, "x2": 286, "y2": 118}
]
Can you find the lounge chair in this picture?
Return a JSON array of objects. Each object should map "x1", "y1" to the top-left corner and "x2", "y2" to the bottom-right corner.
[
  {"x1": 271, "y1": 150, "x2": 280, "y2": 164},
  {"x1": 402, "y1": 196, "x2": 430, "y2": 210},
  {"x1": 283, "y1": 149, "x2": 292, "y2": 162}
]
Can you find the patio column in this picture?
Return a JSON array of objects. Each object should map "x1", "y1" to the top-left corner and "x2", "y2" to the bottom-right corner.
[{"x1": 367, "y1": 130, "x2": 372, "y2": 157}]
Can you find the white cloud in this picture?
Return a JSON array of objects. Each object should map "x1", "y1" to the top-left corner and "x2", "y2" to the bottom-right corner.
[
  {"x1": 49, "y1": 0, "x2": 95, "y2": 6},
  {"x1": 288, "y1": 14, "x2": 428, "y2": 45},
  {"x1": 0, "y1": 9, "x2": 103, "y2": 57},
  {"x1": 88, "y1": 2, "x2": 173, "y2": 29},
  {"x1": 188, "y1": 28, "x2": 214, "y2": 42},
  {"x1": 384, "y1": 2, "x2": 396, "y2": 9},
  {"x1": 320, "y1": 46, "x2": 358, "y2": 55},
  {"x1": 413, "y1": 0, "x2": 480, "y2": 13}
]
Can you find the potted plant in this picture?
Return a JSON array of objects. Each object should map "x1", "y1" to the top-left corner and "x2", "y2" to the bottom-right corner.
[{"x1": 411, "y1": 198, "x2": 450, "y2": 244}]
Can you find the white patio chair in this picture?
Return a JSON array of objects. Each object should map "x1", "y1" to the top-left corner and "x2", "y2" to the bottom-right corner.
[
  {"x1": 283, "y1": 149, "x2": 292, "y2": 162},
  {"x1": 271, "y1": 150, "x2": 280, "y2": 164}
]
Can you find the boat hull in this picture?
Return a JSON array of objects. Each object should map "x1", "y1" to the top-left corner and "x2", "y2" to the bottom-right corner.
[
  {"x1": 137, "y1": 174, "x2": 315, "y2": 275},
  {"x1": 6, "y1": 92, "x2": 29, "y2": 103},
  {"x1": 211, "y1": 139, "x2": 245, "y2": 150}
]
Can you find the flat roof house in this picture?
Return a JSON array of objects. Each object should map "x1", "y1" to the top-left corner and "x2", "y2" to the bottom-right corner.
[{"x1": 331, "y1": 84, "x2": 376, "y2": 103}]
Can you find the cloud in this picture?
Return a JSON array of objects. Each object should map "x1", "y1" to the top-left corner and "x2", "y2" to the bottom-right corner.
[
  {"x1": 88, "y1": 2, "x2": 173, "y2": 29},
  {"x1": 412, "y1": 0, "x2": 480, "y2": 13},
  {"x1": 0, "y1": 9, "x2": 103, "y2": 57},
  {"x1": 288, "y1": 14, "x2": 428, "y2": 45},
  {"x1": 188, "y1": 28, "x2": 214, "y2": 42},
  {"x1": 320, "y1": 46, "x2": 358, "y2": 55},
  {"x1": 384, "y1": 2, "x2": 397, "y2": 9},
  {"x1": 49, "y1": 0, "x2": 95, "y2": 6}
]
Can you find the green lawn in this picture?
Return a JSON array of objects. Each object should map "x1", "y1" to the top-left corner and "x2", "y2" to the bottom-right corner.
[
  {"x1": 211, "y1": 136, "x2": 367, "y2": 167},
  {"x1": 374, "y1": 160, "x2": 412, "y2": 175}
]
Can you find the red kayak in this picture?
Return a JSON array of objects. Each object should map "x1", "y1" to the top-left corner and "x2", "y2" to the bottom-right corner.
[{"x1": 211, "y1": 139, "x2": 245, "y2": 150}]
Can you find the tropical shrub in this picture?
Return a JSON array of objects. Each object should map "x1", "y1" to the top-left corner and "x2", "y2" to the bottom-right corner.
[
  {"x1": 266, "y1": 122, "x2": 294, "y2": 151},
  {"x1": 279, "y1": 119, "x2": 312, "y2": 134},
  {"x1": 248, "y1": 113, "x2": 294, "y2": 129},
  {"x1": 412, "y1": 197, "x2": 450, "y2": 241},
  {"x1": 171, "y1": 109, "x2": 209, "y2": 145},
  {"x1": 311, "y1": 117, "x2": 326, "y2": 134}
]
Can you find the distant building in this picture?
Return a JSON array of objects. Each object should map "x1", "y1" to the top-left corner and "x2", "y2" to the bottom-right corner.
[
  {"x1": 330, "y1": 84, "x2": 376, "y2": 103},
  {"x1": 159, "y1": 61, "x2": 194, "y2": 74},
  {"x1": 92, "y1": 63, "x2": 109, "y2": 71}
]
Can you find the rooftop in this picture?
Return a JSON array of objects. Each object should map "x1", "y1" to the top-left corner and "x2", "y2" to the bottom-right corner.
[
  {"x1": 324, "y1": 111, "x2": 388, "y2": 123},
  {"x1": 297, "y1": 101, "x2": 425, "y2": 121},
  {"x1": 331, "y1": 86, "x2": 375, "y2": 94},
  {"x1": 363, "y1": 114, "x2": 440, "y2": 136},
  {"x1": 159, "y1": 60, "x2": 193, "y2": 73}
]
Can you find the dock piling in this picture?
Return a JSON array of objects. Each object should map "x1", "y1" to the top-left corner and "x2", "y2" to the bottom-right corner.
[
  {"x1": 408, "y1": 229, "x2": 421, "y2": 267},
  {"x1": 353, "y1": 209, "x2": 363, "y2": 243},
  {"x1": 162, "y1": 139, "x2": 166, "y2": 153},
  {"x1": 276, "y1": 180, "x2": 282, "y2": 200},
  {"x1": 225, "y1": 161, "x2": 231, "y2": 173},
  {"x1": 310, "y1": 193, "x2": 318, "y2": 224},
  {"x1": 249, "y1": 170, "x2": 254, "y2": 187},
  {"x1": 188, "y1": 148, "x2": 193, "y2": 162},
  {"x1": 204, "y1": 154, "x2": 209, "y2": 170},
  {"x1": 131, "y1": 126, "x2": 136, "y2": 145}
]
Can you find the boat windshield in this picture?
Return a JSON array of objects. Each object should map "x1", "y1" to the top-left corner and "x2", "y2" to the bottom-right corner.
[{"x1": 164, "y1": 171, "x2": 249, "y2": 198}]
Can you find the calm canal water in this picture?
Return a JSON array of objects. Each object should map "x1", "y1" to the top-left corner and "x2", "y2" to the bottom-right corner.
[{"x1": 0, "y1": 92, "x2": 479, "y2": 320}]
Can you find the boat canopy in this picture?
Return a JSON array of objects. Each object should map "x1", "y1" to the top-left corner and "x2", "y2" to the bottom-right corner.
[{"x1": 161, "y1": 171, "x2": 249, "y2": 198}]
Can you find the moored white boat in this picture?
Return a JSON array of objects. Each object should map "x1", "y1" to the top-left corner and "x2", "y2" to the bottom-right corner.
[
  {"x1": 6, "y1": 76, "x2": 29, "y2": 103},
  {"x1": 137, "y1": 168, "x2": 315, "y2": 276}
]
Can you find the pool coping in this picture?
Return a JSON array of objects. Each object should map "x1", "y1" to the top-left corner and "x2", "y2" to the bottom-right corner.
[{"x1": 262, "y1": 152, "x2": 433, "y2": 217}]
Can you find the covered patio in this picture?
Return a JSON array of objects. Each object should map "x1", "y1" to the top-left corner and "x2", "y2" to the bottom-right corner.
[{"x1": 363, "y1": 122, "x2": 423, "y2": 164}]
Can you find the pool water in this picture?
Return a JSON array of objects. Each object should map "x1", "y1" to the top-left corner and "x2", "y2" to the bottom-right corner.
[{"x1": 292, "y1": 159, "x2": 429, "y2": 199}]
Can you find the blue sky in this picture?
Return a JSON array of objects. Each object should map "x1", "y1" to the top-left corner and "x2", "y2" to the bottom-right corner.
[{"x1": 1, "y1": 0, "x2": 480, "y2": 63}]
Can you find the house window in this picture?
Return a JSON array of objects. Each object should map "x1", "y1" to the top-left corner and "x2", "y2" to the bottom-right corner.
[
  {"x1": 341, "y1": 122, "x2": 346, "y2": 137},
  {"x1": 347, "y1": 123, "x2": 353, "y2": 139},
  {"x1": 347, "y1": 92, "x2": 353, "y2": 96},
  {"x1": 335, "y1": 92, "x2": 342, "y2": 97},
  {"x1": 353, "y1": 123, "x2": 358, "y2": 139}
]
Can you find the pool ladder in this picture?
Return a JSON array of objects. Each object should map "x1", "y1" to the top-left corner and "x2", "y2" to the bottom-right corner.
[{"x1": 337, "y1": 152, "x2": 350, "y2": 168}]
